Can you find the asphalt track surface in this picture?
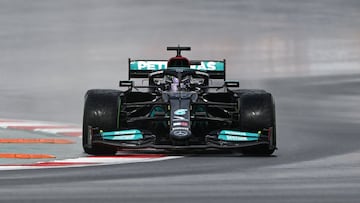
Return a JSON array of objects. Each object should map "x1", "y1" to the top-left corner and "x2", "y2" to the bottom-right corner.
[{"x1": 1, "y1": 0, "x2": 360, "y2": 202}]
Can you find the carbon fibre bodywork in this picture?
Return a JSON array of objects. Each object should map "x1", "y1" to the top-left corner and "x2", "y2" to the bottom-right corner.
[{"x1": 83, "y1": 46, "x2": 276, "y2": 155}]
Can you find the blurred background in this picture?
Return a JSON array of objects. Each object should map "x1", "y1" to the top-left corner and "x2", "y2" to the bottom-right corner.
[{"x1": 1, "y1": 0, "x2": 360, "y2": 123}]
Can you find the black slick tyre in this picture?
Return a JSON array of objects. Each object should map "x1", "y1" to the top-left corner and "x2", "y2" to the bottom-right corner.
[
  {"x1": 82, "y1": 89, "x2": 121, "y2": 155},
  {"x1": 234, "y1": 90, "x2": 277, "y2": 155}
]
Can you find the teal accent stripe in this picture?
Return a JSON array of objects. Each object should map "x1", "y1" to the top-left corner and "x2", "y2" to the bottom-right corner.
[
  {"x1": 218, "y1": 135, "x2": 258, "y2": 142},
  {"x1": 102, "y1": 129, "x2": 141, "y2": 136},
  {"x1": 218, "y1": 130, "x2": 260, "y2": 142},
  {"x1": 220, "y1": 130, "x2": 260, "y2": 138},
  {"x1": 103, "y1": 134, "x2": 143, "y2": 141},
  {"x1": 101, "y1": 129, "x2": 143, "y2": 141}
]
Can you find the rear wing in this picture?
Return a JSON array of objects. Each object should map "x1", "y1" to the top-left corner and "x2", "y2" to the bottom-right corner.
[{"x1": 128, "y1": 59, "x2": 226, "y2": 80}]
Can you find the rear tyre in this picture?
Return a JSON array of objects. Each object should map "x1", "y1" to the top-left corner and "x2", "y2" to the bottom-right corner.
[
  {"x1": 82, "y1": 89, "x2": 121, "y2": 155},
  {"x1": 234, "y1": 90, "x2": 276, "y2": 155}
]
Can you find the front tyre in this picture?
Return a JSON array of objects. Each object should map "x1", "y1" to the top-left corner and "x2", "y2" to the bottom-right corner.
[
  {"x1": 235, "y1": 90, "x2": 277, "y2": 155},
  {"x1": 82, "y1": 89, "x2": 121, "y2": 155}
]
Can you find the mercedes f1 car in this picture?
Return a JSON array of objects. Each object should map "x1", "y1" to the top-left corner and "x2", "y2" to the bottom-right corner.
[{"x1": 83, "y1": 46, "x2": 277, "y2": 155}]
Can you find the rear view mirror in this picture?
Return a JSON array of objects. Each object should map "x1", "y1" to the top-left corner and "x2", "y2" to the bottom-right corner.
[
  {"x1": 119, "y1": 80, "x2": 133, "y2": 87},
  {"x1": 190, "y1": 60, "x2": 201, "y2": 65},
  {"x1": 224, "y1": 81, "x2": 239, "y2": 88}
]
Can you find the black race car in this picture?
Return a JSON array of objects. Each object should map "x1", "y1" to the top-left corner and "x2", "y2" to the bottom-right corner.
[{"x1": 83, "y1": 46, "x2": 276, "y2": 155}]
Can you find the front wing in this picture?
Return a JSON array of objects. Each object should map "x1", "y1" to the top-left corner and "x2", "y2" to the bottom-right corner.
[{"x1": 85, "y1": 127, "x2": 275, "y2": 150}]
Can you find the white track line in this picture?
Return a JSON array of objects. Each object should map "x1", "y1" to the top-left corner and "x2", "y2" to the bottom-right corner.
[
  {"x1": 0, "y1": 119, "x2": 81, "y2": 137},
  {"x1": 33, "y1": 128, "x2": 82, "y2": 133},
  {"x1": 0, "y1": 118, "x2": 183, "y2": 170},
  {"x1": 0, "y1": 156, "x2": 181, "y2": 170},
  {"x1": 0, "y1": 122, "x2": 56, "y2": 127}
]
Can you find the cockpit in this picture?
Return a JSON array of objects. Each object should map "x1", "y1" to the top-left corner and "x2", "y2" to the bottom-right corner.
[{"x1": 149, "y1": 68, "x2": 208, "y2": 93}]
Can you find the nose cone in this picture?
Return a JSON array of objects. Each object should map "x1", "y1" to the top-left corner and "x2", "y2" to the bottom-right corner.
[{"x1": 170, "y1": 129, "x2": 192, "y2": 140}]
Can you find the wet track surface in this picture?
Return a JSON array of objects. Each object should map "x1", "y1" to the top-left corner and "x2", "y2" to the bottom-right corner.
[{"x1": 1, "y1": 0, "x2": 360, "y2": 202}]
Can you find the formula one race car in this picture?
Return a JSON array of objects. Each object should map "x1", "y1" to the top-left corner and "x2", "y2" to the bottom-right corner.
[{"x1": 83, "y1": 46, "x2": 277, "y2": 155}]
